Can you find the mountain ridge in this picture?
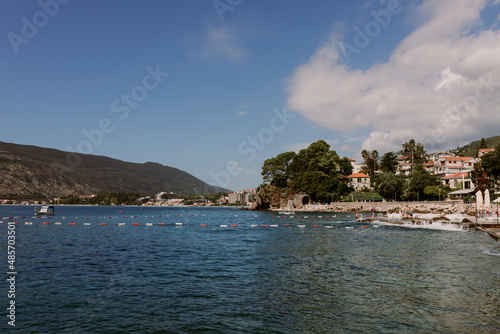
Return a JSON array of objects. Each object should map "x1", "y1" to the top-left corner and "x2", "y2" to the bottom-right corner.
[{"x1": 0, "y1": 141, "x2": 227, "y2": 200}]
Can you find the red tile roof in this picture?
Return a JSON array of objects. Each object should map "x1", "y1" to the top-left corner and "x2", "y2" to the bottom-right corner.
[
  {"x1": 348, "y1": 173, "x2": 370, "y2": 178},
  {"x1": 479, "y1": 148, "x2": 494, "y2": 156},
  {"x1": 442, "y1": 157, "x2": 473, "y2": 161},
  {"x1": 442, "y1": 172, "x2": 470, "y2": 179}
]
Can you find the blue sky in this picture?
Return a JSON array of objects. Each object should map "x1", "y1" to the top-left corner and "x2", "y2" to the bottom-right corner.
[{"x1": 2, "y1": 0, "x2": 500, "y2": 191}]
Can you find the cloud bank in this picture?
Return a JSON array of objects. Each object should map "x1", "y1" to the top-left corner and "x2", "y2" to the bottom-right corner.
[{"x1": 287, "y1": 0, "x2": 500, "y2": 154}]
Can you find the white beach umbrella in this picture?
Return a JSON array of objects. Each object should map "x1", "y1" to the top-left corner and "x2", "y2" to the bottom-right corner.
[
  {"x1": 476, "y1": 190, "x2": 483, "y2": 209},
  {"x1": 484, "y1": 189, "x2": 490, "y2": 209},
  {"x1": 494, "y1": 198, "x2": 500, "y2": 203}
]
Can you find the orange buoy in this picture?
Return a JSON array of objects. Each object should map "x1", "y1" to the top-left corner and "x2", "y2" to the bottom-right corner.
[
  {"x1": 158, "y1": 223, "x2": 165, "y2": 226},
  {"x1": 283, "y1": 224, "x2": 291, "y2": 227},
  {"x1": 230, "y1": 224, "x2": 238, "y2": 227},
  {"x1": 132, "y1": 223, "x2": 140, "y2": 226},
  {"x1": 100, "y1": 223, "x2": 107, "y2": 226},
  {"x1": 361, "y1": 226, "x2": 369, "y2": 228},
  {"x1": 261, "y1": 224, "x2": 269, "y2": 227},
  {"x1": 70, "y1": 222, "x2": 76, "y2": 225},
  {"x1": 200, "y1": 224, "x2": 207, "y2": 227},
  {"x1": 311, "y1": 225, "x2": 320, "y2": 227}
]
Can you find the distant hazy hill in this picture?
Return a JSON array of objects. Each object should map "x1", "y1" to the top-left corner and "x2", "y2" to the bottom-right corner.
[
  {"x1": 0, "y1": 141, "x2": 227, "y2": 200},
  {"x1": 453, "y1": 135, "x2": 500, "y2": 157}
]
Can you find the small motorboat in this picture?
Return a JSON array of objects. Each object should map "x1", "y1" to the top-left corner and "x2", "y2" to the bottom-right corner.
[{"x1": 35, "y1": 204, "x2": 55, "y2": 215}]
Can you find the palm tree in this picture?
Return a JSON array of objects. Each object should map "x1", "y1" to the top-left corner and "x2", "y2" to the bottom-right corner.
[
  {"x1": 400, "y1": 139, "x2": 427, "y2": 171},
  {"x1": 372, "y1": 150, "x2": 379, "y2": 173}
]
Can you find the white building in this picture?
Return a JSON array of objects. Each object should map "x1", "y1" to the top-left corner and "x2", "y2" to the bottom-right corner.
[
  {"x1": 441, "y1": 171, "x2": 473, "y2": 189},
  {"x1": 433, "y1": 157, "x2": 476, "y2": 175}
]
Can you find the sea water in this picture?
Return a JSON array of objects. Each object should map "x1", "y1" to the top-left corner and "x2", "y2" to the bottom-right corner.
[{"x1": 0, "y1": 205, "x2": 499, "y2": 333}]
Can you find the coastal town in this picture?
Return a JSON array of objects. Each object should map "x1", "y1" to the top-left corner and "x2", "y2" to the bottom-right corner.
[{"x1": 5, "y1": 140, "x2": 496, "y2": 216}]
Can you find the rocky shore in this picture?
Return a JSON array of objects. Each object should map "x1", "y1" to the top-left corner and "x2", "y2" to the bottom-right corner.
[{"x1": 271, "y1": 201, "x2": 488, "y2": 216}]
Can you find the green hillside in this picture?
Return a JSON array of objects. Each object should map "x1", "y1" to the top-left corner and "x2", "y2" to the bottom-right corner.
[
  {"x1": 454, "y1": 135, "x2": 500, "y2": 157},
  {"x1": 0, "y1": 141, "x2": 227, "y2": 200}
]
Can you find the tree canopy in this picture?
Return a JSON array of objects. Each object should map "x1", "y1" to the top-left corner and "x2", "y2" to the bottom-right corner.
[
  {"x1": 259, "y1": 140, "x2": 350, "y2": 205},
  {"x1": 480, "y1": 144, "x2": 500, "y2": 183},
  {"x1": 379, "y1": 152, "x2": 399, "y2": 173}
]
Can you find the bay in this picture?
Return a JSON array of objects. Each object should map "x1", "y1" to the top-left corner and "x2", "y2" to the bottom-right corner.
[{"x1": 1, "y1": 205, "x2": 499, "y2": 333}]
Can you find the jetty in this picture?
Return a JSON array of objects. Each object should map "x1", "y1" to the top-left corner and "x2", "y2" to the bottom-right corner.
[{"x1": 475, "y1": 224, "x2": 500, "y2": 240}]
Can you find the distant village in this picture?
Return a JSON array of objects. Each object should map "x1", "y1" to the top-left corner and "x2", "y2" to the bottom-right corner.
[{"x1": 346, "y1": 148, "x2": 494, "y2": 196}]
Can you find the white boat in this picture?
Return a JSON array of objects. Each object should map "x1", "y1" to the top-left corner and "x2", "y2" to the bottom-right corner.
[
  {"x1": 35, "y1": 205, "x2": 55, "y2": 215},
  {"x1": 279, "y1": 211, "x2": 295, "y2": 215}
]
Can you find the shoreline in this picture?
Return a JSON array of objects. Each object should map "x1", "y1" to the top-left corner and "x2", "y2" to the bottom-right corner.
[{"x1": 266, "y1": 200, "x2": 491, "y2": 216}]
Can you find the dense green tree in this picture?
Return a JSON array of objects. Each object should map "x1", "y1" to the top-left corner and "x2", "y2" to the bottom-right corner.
[
  {"x1": 261, "y1": 151, "x2": 296, "y2": 187},
  {"x1": 375, "y1": 172, "x2": 405, "y2": 201},
  {"x1": 406, "y1": 165, "x2": 439, "y2": 200},
  {"x1": 289, "y1": 140, "x2": 340, "y2": 190},
  {"x1": 423, "y1": 185, "x2": 450, "y2": 201},
  {"x1": 480, "y1": 144, "x2": 500, "y2": 181},
  {"x1": 379, "y1": 152, "x2": 399, "y2": 173},
  {"x1": 302, "y1": 171, "x2": 329, "y2": 202},
  {"x1": 479, "y1": 138, "x2": 488, "y2": 150},
  {"x1": 259, "y1": 140, "x2": 346, "y2": 205},
  {"x1": 339, "y1": 157, "x2": 353, "y2": 176}
]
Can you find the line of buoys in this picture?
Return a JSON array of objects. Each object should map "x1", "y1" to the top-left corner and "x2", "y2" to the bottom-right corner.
[{"x1": 2, "y1": 220, "x2": 366, "y2": 229}]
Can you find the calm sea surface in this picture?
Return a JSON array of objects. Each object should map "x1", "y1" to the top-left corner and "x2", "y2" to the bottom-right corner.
[{"x1": 1, "y1": 205, "x2": 499, "y2": 333}]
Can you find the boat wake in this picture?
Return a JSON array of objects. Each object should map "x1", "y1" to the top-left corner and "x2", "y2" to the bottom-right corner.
[{"x1": 479, "y1": 246, "x2": 500, "y2": 257}]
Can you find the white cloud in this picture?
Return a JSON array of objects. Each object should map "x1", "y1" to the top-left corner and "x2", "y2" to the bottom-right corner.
[
  {"x1": 236, "y1": 110, "x2": 247, "y2": 116},
  {"x1": 191, "y1": 25, "x2": 248, "y2": 62},
  {"x1": 287, "y1": 0, "x2": 500, "y2": 155}
]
